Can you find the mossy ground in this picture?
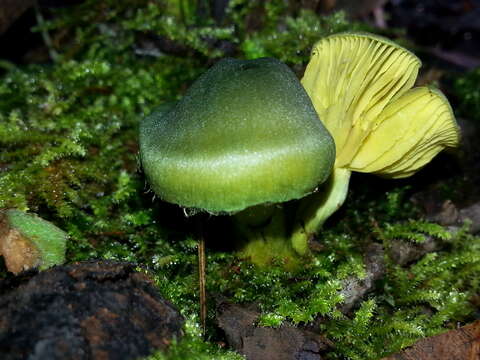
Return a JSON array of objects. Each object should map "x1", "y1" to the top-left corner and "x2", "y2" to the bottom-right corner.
[{"x1": 1, "y1": 1, "x2": 479, "y2": 359}]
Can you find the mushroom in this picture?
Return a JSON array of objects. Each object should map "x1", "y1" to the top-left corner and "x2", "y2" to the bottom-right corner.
[
  {"x1": 139, "y1": 57, "x2": 335, "y2": 331},
  {"x1": 139, "y1": 57, "x2": 335, "y2": 261},
  {"x1": 291, "y1": 32, "x2": 461, "y2": 253},
  {"x1": 140, "y1": 58, "x2": 334, "y2": 214}
]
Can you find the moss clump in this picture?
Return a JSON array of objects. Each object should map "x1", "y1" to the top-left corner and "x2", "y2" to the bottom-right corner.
[
  {"x1": 241, "y1": 10, "x2": 368, "y2": 64},
  {"x1": 322, "y1": 224, "x2": 479, "y2": 359},
  {"x1": 0, "y1": 1, "x2": 478, "y2": 359},
  {"x1": 381, "y1": 220, "x2": 452, "y2": 243}
]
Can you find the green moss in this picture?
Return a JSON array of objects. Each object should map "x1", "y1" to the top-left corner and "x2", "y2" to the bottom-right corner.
[
  {"x1": 453, "y1": 67, "x2": 480, "y2": 119},
  {"x1": 381, "y1": 220, "x2": 452, "y2": 243},
  {"x1": 241, "y1": 10, "x2": 368, "y2": 64},
  {"x1": 147, "y1": 203, "x2": 480, "y2": 360},
  {"x1": 319, "y1": 223, "x2": 478, "y2": 360},
  {"x1": 0, "y1": 1, "x2": 477, "y2": 359},
  {"x1": 152, "y1": 229, "x2": 362, "y2": 327},
  {"x1": 146, "y1": 320, "x2": 244, "y2": 360}
]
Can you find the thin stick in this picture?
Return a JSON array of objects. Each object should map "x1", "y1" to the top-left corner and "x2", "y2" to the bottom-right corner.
[{"x1": 197, "y1": 225, "x2": 207, "y2": 337}]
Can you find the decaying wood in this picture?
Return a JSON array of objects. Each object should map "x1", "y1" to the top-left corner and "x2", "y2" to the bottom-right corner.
[
  {"x1": 382, "y1": 320, "x2": 480, "y2": 360},
  {"x1": 216, "y1": 300, "x2": 333, "y2": 360},
  {"x1": 387, "y1": 235, "x2": 441, "y2": 267},
  {"x1": 0, "y1": 228, "x2": 40, "y2": 274},
  {"x1": 0, "y1": 261, "x2": 184, "y2": 360},
  {"x1": 0, "y1": 211, "x2": 41, "y2": 274},
  {"x1": 428, "y1": 199, "x2": 480, "y2": 234},
  {"x1": 458, "y1": 202, "x2": 480, "y2": 233}
]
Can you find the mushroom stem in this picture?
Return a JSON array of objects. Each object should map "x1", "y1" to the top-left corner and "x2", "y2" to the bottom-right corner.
[
  {"x1": 291, "y1": 167, "x2": 351, "y2": 255},
  {"x1": 234, "y1": 205, "x2": 301, "y2": 269},
  {"x1": 233, "y1": 204, "x2": 276, "y2": 227}
]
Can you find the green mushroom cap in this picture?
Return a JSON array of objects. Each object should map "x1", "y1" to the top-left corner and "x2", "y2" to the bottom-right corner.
[{"x1": 139, "y1": 57, "x2": 335, "y2": 213}]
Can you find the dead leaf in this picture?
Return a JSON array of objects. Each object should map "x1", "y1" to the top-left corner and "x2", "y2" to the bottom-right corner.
[{"x1": 382, "y1": 321, "x2": 480, "y2": 360}]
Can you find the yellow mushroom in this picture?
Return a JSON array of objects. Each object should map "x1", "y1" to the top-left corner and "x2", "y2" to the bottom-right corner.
[{"x1": 292, "y1": 32, "x2": 460, "y2": 254}]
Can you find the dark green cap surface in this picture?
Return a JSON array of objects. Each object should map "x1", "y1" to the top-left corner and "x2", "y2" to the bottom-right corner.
[{"x1": 140, "y1": 58, "x2": 335, "y2": 213}]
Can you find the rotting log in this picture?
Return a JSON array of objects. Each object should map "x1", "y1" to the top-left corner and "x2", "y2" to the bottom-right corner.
[{"x1": 0, "y1": 260, "x2": 183, "y2": 360}]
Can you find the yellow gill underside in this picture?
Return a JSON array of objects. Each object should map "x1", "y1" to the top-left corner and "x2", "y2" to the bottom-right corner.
[
  {"x1": 301, "y1": 33, "x2": 421, "y2": 168},
  {"x1": 349, "y1": 86, "x2": 460, "y2": 177}
]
